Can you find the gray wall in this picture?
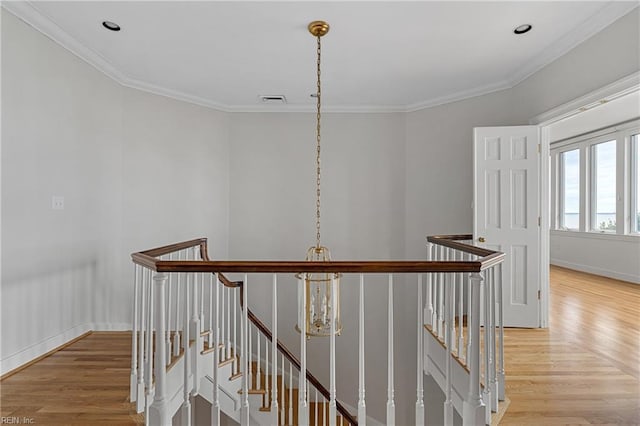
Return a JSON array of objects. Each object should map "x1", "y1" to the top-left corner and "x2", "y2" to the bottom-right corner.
[
  {"x1": 1, "y1": 11, "x2": 230, "y2": 373},
  {"x1": 1, "y1": 5, "x2": 639, "y2": 425}
]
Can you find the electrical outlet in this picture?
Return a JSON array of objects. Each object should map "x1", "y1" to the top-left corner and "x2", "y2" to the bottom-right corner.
[{"x1": 52, "y1": 196, "x2": 64, "y2": 210}]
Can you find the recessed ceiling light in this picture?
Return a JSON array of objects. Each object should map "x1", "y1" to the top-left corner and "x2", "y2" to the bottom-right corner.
[
  {"x1": 514, "y1": 24, "x2": 532, "y2": 35},
  {"x1": 102, "y1": 21, "x2": 121, "y2": 32}
]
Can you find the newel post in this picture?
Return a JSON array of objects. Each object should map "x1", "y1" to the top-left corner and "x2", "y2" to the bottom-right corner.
[
  {"x1": 150, "y1": 272, "x2": 170, "y2": 426},
  {"x1": 463, "y1": 272, "x2": 485, "y2": 426}
]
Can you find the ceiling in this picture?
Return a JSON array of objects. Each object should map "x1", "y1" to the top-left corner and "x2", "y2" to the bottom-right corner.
[{"x1": 4, "y1": 1, "x2": 638, "y2": 112}]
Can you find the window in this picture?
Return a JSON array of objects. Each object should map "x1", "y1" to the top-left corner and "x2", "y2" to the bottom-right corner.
[
  {"x1": 632, "y1": 134, "x2": 640, "y2": 233},
  {"x1": 551, "y1": 120, "x2": 639, "y2": 237},
  {"x1": 591, "y1": 140, "x2": 616, "y2": 232},
  {"x1": 560, "y1": 149, "x2": 580, "y2": 230}
]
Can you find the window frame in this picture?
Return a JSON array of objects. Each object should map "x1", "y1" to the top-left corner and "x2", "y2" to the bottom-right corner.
[
  {"x1": 557, "y1": 148, "x2": 581, "y2": 231},
  {"x1": 630, "y1": 134, "x2": 640, "y2": 234},
  {"x1": 589, "y1": 138, "x2": 617, "y2": 233},
  {"x1": 550, "y1": 119, "x2": 640, "y2": 237}
]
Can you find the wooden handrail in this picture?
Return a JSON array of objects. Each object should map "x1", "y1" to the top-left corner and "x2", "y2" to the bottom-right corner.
[
  {"x1": 131, "y1": 259, "x2": 500, "y2": 273},
  {"x1": 131, "y1": 234, "x2": 504, "y2": 274}
]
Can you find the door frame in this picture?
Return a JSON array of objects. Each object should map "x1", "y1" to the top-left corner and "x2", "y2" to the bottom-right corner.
[{"x1": 529, "y1": 71, "x2": 640, "y2": 328}]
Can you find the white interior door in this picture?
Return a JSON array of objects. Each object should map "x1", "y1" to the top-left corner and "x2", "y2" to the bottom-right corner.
[{"x1": 474, "y1": 126, "x2": 540, "y2": 328}]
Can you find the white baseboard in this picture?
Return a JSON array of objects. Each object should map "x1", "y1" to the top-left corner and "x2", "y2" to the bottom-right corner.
[
  {"x1": 91, "y1": 322, "x2": 131, "y2": 331},
  {"x1": 551, "y1": 259, "x2": 640, "y2": 284},
  {"x1": 0, "y1": 323, "x2": 91, "y2": 376}
]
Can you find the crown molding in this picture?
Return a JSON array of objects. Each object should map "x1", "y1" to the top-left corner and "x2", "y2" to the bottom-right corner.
[
  {"x1": 1, "y1": 1, "x2": 236, "y2": 112},
  {"x1": 508, "y1": 2, "x2": 639, "y2": 88},
  {"x1": 3, "y1": 1, "x2": 636, "y2": 115},
  {"x1": 2, "y1": 1, "x2": 128, "y2": 84},
  {"x1": 226, "y1": 104, "x2": 408, "y2": 114},
  {"x1": 405, "y1": 80, "x2": 512, "y2": 113},
  {"x1": 530, "y1": 71, "x2": 640, "y2": 125}
]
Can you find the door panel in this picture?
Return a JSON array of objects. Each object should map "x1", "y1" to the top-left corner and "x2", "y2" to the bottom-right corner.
[{"x1": 474, "y1": 126, "x2": 540, "y2": 328}]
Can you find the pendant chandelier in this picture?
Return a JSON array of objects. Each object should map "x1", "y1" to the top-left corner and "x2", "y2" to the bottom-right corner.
[{"x1": 295, "y1": 21, "x2": 342, "y2": 338}]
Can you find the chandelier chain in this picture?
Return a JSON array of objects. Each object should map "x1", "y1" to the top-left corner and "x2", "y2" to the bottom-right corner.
[{"x1": 315, "y1": 34, "x2": 322, "y2": 249}]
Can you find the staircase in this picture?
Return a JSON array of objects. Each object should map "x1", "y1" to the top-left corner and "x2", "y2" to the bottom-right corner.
[{"x1": 130, "y1": 235, "x2": 506, "y2": 425}]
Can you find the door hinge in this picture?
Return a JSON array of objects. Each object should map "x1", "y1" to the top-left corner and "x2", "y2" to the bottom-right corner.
[
  {"x1": 537, "y1": 143, "x2": 541, "y2": 153},
  {"x1": 537, "y1": 290, "x2": 541, "y2": 300},
  {"x1": 538, "y1": 216, "x2": 541, "y2": 226}
]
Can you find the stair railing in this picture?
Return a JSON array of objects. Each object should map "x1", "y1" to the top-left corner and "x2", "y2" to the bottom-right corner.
[
  {"x1": 130, "y1": 234, "x2": 504, "y2": 426},
  {"x1": 425, "y1": 235, "x2": 505, "y2": 425}
]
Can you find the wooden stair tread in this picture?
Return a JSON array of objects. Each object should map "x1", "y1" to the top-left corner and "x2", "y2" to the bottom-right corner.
[
  {"x1": 218, "y1": 357, "x2": 235, "y2": 367},
  {"x1": 201, "y1": 342, "x2": 225, "y2": 355},
  {"x1": 237, "y1": 388, "x2": 267, "y2": 395},
  {"x1": 229, "y1": 371, "x2": 243, "y2": 381}
]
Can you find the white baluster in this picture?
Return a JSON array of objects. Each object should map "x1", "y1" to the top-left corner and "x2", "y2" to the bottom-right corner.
[
  {"x1": 483, "y1": 270, "x2": 492, "y2": 425},
  {"x1": 450, "y1": 250, "x2": 457, "y2": 355},
  {"x1": 209, "y1": 272, "x2": 214, "y2": 348},
  {"x1": 465, "y1": 254, "x2": 472, "y2": 363},
  {"x1": 136, "y1": 266, "x2": 145, "y2": 412},
  {"x1": 145, "y1": 268, "x2": 154, "y2": 423},
  {"x1": 212, "y1": 274, "x2": 221, "y2": 426},
  {"x1": 199, "y1": 261, "x2": 204, "y2": 338},
  {"x1": 173, "y1": 252, "x2": 181, "y2": 358},
  {"x1": 220, "y1": 285, "x2": 225, "y2": 360},
  {"x1": 430, "y1": 245, "x2": 437, "y2": 329},
  {"x1": 289, "y1": 362, "x2": 293, "y2": 425},
  {"x1": 426, "y1": 243, "x2": 433, "y2": 330},
  {"x1": 150, "y1": 273, "x2": 169, "y2": 425},
  {"x1": 329, "y1": 276, "x2": 337, "y2": 426},
  {"x1": 165, "y1": 256, "x2": 172, "y2": 365},
  {"x1": 226, "y1": 287, "x2": 230, "y2": 360},
  {"x1": 437, "y1": 247, "x2": 444, "y2": 339},
  {"x1": 315, "y1": 388, "x2": 319, "y2": 426},
  {"x1": 281, "y1": 353, "x2": 285, "y2": 425},
  {"x1": 248, "y1": 325, "x2": 253, "y2": 388},
  {"x1": 463, "y1": 273, "x2": 485, "y2": 426},
  {"x1": 191, "y1": 258, "x2": 200, "y2": 396},
  {"x1": 298, "y1": 275, "x2": 308, "y2": 425},
  {"x1": 416, "y1": 274, "x2": 424, "y2": 426},
  {"x1": 233, "y1": 289, "x2": 237, "y2": 367},
  {"x1": 497, "y1": 264, "x2": 505, "y2": 401},
  {"x1": 358, "y1": 274, "x2": 367, "y2": 426},
  {"x1": 256, "y1": 327, "x2": 261, "y2": 391},
  {"x1": 458, "y1": 251, "x2": 464, "y2": 361},
  {"x1": 444, "y1": 272, "x2": 454, "y2": 426},
  {"x1": 272, "y1": 274, "x2": 279, "y2": 424},
  {"x1": 265, "y1": 330, "x2": 269, "y2": 398},
  {"x1": 241, "y1": 275, "x2": 249, "y2": 426},
  {"x1": 386, "y1": 274, "x2": 395, "y2": 426},
  {"x1": 489, "y1": 268, "x2": 498, "y2": 413},
  {"x1": 181, "y1": 272, "x2": 191, "y2": 426},
  {"x1": 130, "y1": 265, "x2": 140, "y2": 403}
]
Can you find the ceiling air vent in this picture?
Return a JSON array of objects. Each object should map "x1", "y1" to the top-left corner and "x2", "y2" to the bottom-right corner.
[{"x1": 258, "y1": 95, "x2": 287, "y2": 104}]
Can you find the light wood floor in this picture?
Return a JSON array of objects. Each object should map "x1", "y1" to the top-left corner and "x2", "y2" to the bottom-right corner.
[
  {"x1": 0, "y1": 332, "x2": 142, "y2": 425},
  {"x1": 1, "y1": 266, "x2": 638, "y2": 424},
  {"x1": 500, "y1": 266, "x2": 640, "y2": 425}
]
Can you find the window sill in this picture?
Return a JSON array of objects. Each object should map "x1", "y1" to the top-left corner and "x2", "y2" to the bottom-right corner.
[{"x1": 550, "y1": 229, "x2": 640, "y2": 243}]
